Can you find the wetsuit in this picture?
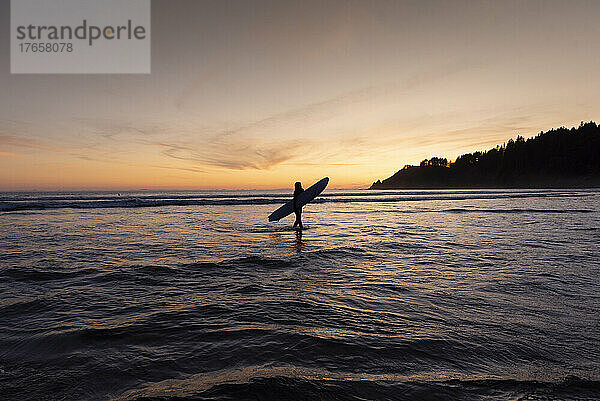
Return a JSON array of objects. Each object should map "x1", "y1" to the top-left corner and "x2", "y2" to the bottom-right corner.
[{"x1": 293, "y1": 187, "x2": 304, "y2": 229}]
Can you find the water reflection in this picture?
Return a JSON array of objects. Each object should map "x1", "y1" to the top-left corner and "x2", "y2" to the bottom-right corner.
[
  {"x1": 2, "y1": 190, "x2": 600, "y2": 400},
  {"x1": 267, "y1": 228, "x2": 306, "y2": 254},
  {"x1": 294, "y1": 229, "x2": 304, "y2": 253}
]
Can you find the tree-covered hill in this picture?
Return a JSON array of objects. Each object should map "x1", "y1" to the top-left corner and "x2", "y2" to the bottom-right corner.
[{"x1": 370, "y1": 122, "x2": 600, "y2": 189}]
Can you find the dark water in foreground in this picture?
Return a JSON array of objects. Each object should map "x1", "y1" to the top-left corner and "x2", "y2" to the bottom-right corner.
[{"x1": 1, "y1": 189, "x2": 599, "y2": 400}]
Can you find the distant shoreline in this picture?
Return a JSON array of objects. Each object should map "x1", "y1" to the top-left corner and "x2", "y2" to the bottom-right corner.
[
  {"x1": 370, "y1": 122, "x2": 600, "y2": 190},
  {"x1": 369, "y1": 179, "x2": 600, "y2": 190}
]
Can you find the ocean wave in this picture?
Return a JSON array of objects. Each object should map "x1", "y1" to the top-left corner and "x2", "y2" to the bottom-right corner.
[
  {"x1": 298, "y1": 246, "x2": 368, "y2": 259},
  {"x1": 0, "y1": 190, "x2": 595, "y2": 212},
  {"x1": 1, "y1": 189, "x2": 590, "y2": 202},
  {"x1": 115, "y1": 365, "x2": 600, "y2": 401},
  {"x1": 0, "y1": 267, "x2": 94, "y2": 282},
  {"x1": 0, "y1": 197, "x2": 289, "y2": 212},
  {"x1": 0, "y1": 255, "x2": 298, "y2": 286},
  {"x1": 444, "y1": 208, "x2": 595, "y2": 214}
]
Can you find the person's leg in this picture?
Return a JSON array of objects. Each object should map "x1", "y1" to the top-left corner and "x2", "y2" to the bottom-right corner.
[
  {"x1": 297, "y1": 209, "x2": 303, "y2": 229},
  {"x1": 294, "y1": 210, "x2": 301, "y2": 229}
]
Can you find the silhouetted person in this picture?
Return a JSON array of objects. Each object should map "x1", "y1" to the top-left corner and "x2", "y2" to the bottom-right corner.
[{"x1": 293, "y1": 181, "x2": 304, "y2": 229}]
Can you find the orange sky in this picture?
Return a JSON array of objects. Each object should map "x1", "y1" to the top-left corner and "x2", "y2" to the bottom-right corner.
[{"x1": 1, "y1": 0, "x2": 599, "y2": 190}]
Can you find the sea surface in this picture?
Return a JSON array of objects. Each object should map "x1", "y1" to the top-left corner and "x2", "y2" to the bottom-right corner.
[{"x1": 1, "y1": 188, "x2": 599, "y2": 400}]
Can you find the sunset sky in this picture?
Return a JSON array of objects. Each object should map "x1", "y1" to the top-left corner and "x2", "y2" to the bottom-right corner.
[{"x1": 1, "y1": 0, "x2": 599, "y2": 190}]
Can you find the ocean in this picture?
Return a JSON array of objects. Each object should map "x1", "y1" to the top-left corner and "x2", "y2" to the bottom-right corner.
[{"x1": 1, "y1": 189, "x2": 599, "y2": 400}]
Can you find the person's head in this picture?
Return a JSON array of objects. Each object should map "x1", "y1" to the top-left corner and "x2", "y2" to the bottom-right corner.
[{"x1": 295, "y1": 181, "x2": 302, "y2": 190}]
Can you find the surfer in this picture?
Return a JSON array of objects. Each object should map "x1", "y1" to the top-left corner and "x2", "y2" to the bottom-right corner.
[
  {"x1": 268, "y1": 177, "x2": 328, "y2": 223},
  {"x1": 293, "y1": 181, "x2": 304, "y2": 229}
]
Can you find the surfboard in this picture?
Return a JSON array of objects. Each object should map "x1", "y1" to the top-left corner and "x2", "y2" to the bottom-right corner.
[{"x1": 268, "y1": 177, "x2": 329, "y2": 222}]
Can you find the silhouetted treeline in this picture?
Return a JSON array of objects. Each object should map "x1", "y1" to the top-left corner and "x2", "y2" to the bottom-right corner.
[{"x1": 370, "y1": 121, "x2": 600, "y2": 189}]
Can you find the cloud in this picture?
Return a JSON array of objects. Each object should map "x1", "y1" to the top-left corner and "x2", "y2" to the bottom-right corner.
[
  {"x1": 2, "y1": 81, "x2": 541, "y2": 177},
  {"x1": 20, "y1": 59, "x2": 473, "y2": 174},
  {"x1": 72, "y1": 118, "x2": 169, "y2": 140},
  {"x1": 157, "y1": 63, "x2": 476, "y2": 169},
  {"x1": 2, "y1": 58, "x2": 528, "y2": 177},
  {"x1": 0, "y1": 132, "x2": 207, "y2": 174},
  {"x1": 0, "y1": 134, "x2": 68, "y2": 153},
  {"x1": 154, "y1": 137, "x2": 308, "y2": 170}
]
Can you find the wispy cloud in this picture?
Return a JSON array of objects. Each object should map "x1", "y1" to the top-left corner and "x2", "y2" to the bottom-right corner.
[
  {"x1": 154, "y1": 137, "x2": 308, "y2": 170},
  {"x1": 0, "y1": 134, "x2": 69, "y2": 153},
  {"x1": 154, "y1": 63, "x2": 476, "y2": 169},
  {"x1": 1, "y1": 59, "x2": 533, "y2": 177}
]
